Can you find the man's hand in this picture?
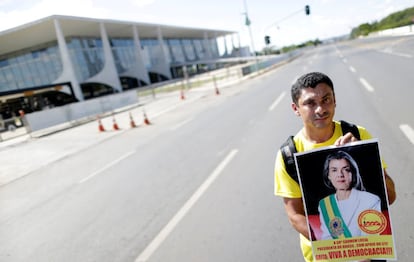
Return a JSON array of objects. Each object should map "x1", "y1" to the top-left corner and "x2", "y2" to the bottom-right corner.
[
  {"x1": 334, "y1": 132, "x2": 358, "y2": 146},
  {"x1": 384, "y1": 170, "x2": 396, "y2": 205}
]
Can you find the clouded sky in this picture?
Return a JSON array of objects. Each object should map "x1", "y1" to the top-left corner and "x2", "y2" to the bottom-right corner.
[{"x1": 0, "y1": 0, "x2": 413, "y2": 51}]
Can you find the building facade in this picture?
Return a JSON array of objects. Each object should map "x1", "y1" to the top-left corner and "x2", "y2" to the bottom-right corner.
[{"x1": 0, "y1": 15, "x2": 238, "y2": 110}]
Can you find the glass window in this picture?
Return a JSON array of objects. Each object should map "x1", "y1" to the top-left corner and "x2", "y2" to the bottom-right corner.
[
  {"x1": 0, "y1": 69, "x2": 7, "y2": 86},
  {"x1": 193, "y1": 39, "x2": 205, "y2": 59},
  {"x1": 4, "y1": 68, "x2": 14, "y2": 81},
  {"x1": 11, "y1": 66, "x2": 23, "y2": 84},
  {"x1": 0, "y1": 59, "x2": 9, "y2": 68},
  {"x1": 67, "y1": 37, "x2": 104, "y2": 80},
  {"x1": 182, "y1": 39, "x2": 196, "y2": 61}
]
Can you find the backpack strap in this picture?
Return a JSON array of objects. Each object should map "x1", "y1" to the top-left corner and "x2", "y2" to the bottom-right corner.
[
  {"x1": 280, "y1": 121, "x2": 360, "y2": 184},
  {"x1": 280, "y1": 135, "x2": 299, "y2": 183},
  {"x1": 340, "y1": 120, "x2": 360, "y2": 140}
]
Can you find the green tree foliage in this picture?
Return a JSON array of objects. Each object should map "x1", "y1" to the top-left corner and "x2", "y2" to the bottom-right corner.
[
  {"x1": 259, "y1": 39, "x2": 322, "y2": 55},
  {"x1": 351, "y1": 6, "x2": 414, "y2": 38}
]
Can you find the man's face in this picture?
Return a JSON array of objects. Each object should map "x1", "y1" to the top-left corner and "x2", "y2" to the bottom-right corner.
[{"x1": 292, "y1": 83, "x2": 336, "y2": 129}]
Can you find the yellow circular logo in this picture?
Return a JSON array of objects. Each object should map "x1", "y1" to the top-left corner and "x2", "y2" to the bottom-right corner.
[{"x1": 358, "y1": 209, "x2": 387, "y2": 234}]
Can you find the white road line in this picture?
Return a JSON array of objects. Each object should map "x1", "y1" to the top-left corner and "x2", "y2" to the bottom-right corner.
[
  {"x1": 380, "y1": 50, "x2": 412, "y2": 58},
  {"x1": 392, "y1": 52, "x2": 412, "y2": 58},
  {"x1": 78, "y1": 150, "x2": 136, "y2": 183},
  {"x1": 135, "y1": 149, "x2": 239, "y2": 262},
  {"x1": 269, "y1": 91, "x2": 286, "y2": 111},
  {"x1": 349, "y1": 66, "x2": 356, "y2": 73},
  {"x1": 170, "y1": 117, "x2": 193, "y2": 131},
  {"x1": 359, "y1": 77, "x2": 375, "y2": 92},
  {"x1": 399, "y1": 124, "x2": 414, "y2": 145},
  {"x1": 291, "y1": 76, "x2": 299, "y2": 85}
]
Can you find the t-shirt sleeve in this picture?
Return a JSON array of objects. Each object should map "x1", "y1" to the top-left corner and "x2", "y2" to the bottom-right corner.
[
  {"x1": 274, "y1": 150, "x2": 302, "y2": 198},
  {"x1": 357, "y1": 125, "x2": 373, "y2": 140}
]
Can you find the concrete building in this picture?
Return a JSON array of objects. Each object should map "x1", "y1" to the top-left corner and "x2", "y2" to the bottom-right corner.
[{"x1": 0, "y1": 15, "x2": 238, "y2": 109}]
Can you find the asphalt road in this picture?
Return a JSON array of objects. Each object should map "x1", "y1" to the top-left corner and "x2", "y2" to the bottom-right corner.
[{"x1": 0, "y1": 35, "x2": 413, "y2": 262}]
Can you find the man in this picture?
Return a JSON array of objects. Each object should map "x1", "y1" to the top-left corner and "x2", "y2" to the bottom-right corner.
[{"x1": 274, "y1": 72, "x2": 396, "y2": 261}]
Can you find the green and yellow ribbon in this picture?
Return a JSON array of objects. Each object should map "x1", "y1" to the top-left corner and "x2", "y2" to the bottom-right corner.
[{"x1": 320, "y1": 194, "x2": 352, "y2": 239}]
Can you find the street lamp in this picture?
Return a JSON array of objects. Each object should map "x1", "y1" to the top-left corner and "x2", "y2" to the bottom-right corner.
[{"x1": 242, "y1": 0, "x2": 259, "y2": 71}]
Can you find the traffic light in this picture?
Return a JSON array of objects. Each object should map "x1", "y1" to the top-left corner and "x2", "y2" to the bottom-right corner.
[
  {"x1": 265, "y1": 35, "x2": 271, "y2": 45},
  {"x1": 305, "y1": 5, "x2": 310, "y2": 15}
]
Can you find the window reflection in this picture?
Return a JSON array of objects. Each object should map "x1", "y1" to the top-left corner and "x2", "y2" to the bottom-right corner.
[{"x1": 0, "y1": 42, "x2": 62, "y2": 92}]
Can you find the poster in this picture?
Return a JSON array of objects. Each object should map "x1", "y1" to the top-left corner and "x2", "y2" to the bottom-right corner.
[{"x1": 294, "y1": 139, "x2": 396, "y2": 261}]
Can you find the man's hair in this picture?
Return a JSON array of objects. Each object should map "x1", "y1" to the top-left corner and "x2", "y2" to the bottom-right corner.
[
  {"x1": 291, "y1": 72, "x2": 335, "y2": 105},
  {"x1": 322, "y1": 150, "x2": 365, "y2": 191}
]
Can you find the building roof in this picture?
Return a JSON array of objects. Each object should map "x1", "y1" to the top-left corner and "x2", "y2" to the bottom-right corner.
[{"x1": 0, "y1": 15, "x2": 236, "y2": 56}]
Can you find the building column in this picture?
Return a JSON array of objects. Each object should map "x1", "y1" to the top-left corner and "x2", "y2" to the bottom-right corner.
[
  {"x1": 155, "y1": 26, "x2": 172, "y2": 79},
  {"x1": 53, "y1": 18, "x2": 84, "y2": 101},
  {"x1": 87, "y1": 22, "x2": 122, "y2": 92},
  {"x1": 132, "y1": 26, "x2": 150, "y2": 84}
]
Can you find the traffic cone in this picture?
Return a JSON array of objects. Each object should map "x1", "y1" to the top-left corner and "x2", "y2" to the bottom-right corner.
[
  {"x1": 112, "y1": 115, "x2": 120, "y2": 130},
  {"x1": 215, "y1": 86, "x2": 220, "y2": 95},
  {"x1": 97, "y1": 116, "x2": 105, "y2": 132},
  {"x1": 129, "y1": 112, "x2": 137, "y2": 128},
  {"x1": 213, "y1": 76, "x2": 220, "y2": 95},
  {"x1": 143, "y1": 109, "x2": 151, "y2": 125}
]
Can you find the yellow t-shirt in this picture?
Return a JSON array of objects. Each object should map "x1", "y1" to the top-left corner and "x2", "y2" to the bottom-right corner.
[{"x1": 274, "y1": 121, "x2": 382, "y2": 262}]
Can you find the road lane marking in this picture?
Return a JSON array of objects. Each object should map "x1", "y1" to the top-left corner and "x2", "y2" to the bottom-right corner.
[
  {"x1": 269, "y1": 91, "x2": 286, "y2": 111},
  {"x1": 78, "y1": 150, "x2": 136, "y2": 183},
  {"x1": 291, "y1": 76, "x2": 298, "y2": 85},
  {"x1": 392, "y1": 52, "x2": 412, "y2": 58},
  {"x1": 135, "y1": 149, "x2": 239, "y2": 262},
  {"x1": 380, "y1": 49, "x2": 412, "y2": 58},
  {"x1": 170, "y1": 117, "x2": 193, "y2": 131},
  {"x1": 359, "y1": 77, "x2": 375, "y2": 92},
  {"x1": 349, "y1": 66, "x2": 356, "y2": 73},
  {"x1": 390, "y1": 51, "x2": 412, "y2": 58},
  {"x1": 399, "y1": 124, "x2": 414, "y2": 145}
]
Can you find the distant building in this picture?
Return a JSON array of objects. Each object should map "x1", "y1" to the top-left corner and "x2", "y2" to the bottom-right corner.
[{"x1": 0, "y1": 15, "x2": 238, "y2": 116}]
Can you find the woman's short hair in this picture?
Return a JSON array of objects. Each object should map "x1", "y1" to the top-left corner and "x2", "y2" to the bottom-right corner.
[{"x1": 322, "y1": 150, "x2": 365, "y2": 191}]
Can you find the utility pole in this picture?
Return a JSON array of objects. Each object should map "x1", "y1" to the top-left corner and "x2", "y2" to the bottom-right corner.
[{"x1": 242, "y1": 0, "x2": 259, "y2": 72}]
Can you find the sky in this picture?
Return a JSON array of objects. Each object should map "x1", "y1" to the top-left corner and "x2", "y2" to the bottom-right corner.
[{"x1": 0, "y1": 0, "x2": 413, "y2": 53}]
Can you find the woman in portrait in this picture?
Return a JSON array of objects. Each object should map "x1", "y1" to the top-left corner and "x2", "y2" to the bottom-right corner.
[{"x1": 318, "y1": 150, "x2": 381, "y2": 240}]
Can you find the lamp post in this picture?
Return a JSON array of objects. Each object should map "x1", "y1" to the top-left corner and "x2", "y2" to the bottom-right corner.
[{"x1": 242, "y1": 0, "x2": 259, "y2": 72}]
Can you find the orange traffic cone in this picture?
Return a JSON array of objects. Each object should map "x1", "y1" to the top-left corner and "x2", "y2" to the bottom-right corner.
[
  {"x1": 215, "y1": 86, "x2": 220, "y2": 95},
  {"x1": 97, "y1": 116, "x2": 105, "y2": 132},
  {"x1": 143, "y1": 109, "x2": 151, "y2": 125},
  {"x1": 112, "y1": 116, "x2": 120, "y2": 130},
  {"x1": 213, "y1": 76, "x2": 220, "y2": 95},
  {"x1": 129, "y1": 112, "x2": 137, "y2": 128}
]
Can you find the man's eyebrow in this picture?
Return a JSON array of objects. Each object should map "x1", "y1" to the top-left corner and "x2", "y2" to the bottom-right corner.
[
  {"x1": 302, "y1": 96, "x2": 316, "y2": 103},
  {"x1": 322, "y1": 92, "x2": 333, "y2": 98}
]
